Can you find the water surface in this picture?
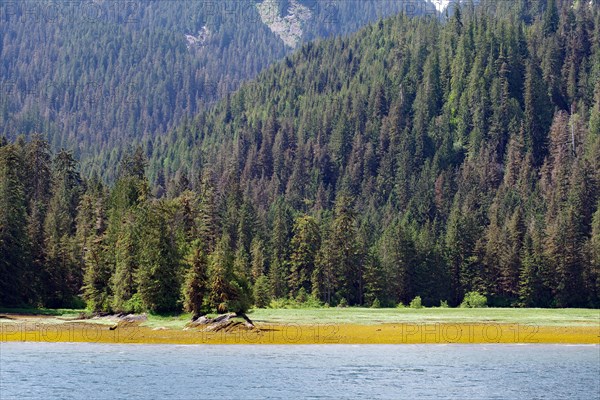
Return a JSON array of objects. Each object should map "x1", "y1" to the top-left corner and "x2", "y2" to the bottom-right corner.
[{"x1": 1, "y1": 343, "x2": 598, "y2": 399}]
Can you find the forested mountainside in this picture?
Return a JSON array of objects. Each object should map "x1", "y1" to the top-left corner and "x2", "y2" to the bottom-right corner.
[
  {"x1": 1, "y1": 1, "x2": 600, "y2": 313},
  {"x1": 0, "y1": 0, "x2": 421, "y2": 182}
]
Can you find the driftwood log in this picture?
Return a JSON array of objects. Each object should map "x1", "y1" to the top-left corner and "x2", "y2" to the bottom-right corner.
[{"x1": 188, "y1": 312, "x2": 255, "y2": 332}]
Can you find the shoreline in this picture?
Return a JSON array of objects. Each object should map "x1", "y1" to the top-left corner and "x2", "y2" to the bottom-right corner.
[{"x1": 1, "y1": 319, "x2": 598, "y2": 345}]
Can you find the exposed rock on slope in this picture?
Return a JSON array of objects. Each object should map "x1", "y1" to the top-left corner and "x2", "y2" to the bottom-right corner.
[{"x1": 256, "y1": 0, "x2": 312, "y2": 48}]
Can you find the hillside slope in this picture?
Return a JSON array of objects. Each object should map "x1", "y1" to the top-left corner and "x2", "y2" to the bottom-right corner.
[
  {"x1": 150, "y1": 1, "x2": 600, "y2": 307},
  {"x1": 0, "y1": 0, "x2": 421, "y2": 181}
]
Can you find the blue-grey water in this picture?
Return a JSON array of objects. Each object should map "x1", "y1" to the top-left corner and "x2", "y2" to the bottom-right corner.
[{"x1": 1, "y1": 343, "x2": 599, "y2": 399}]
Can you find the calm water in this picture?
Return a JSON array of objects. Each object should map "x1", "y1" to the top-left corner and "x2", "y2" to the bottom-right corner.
[{"x1": 1, "y1": 343, "x2": 598, "y2": 399}]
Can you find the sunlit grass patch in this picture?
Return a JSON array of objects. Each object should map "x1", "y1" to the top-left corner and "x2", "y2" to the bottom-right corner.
[
  {"x1": 141, "y1": 313, "x2": 193, "y2": 330},
  {"x1": 247, "y1": 307, "x2": 600, "y2": 326},
  {"x1": 0, "y1": 307, "x2": 85, "y2": 318}
]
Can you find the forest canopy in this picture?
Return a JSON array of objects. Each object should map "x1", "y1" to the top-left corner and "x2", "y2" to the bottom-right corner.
[{"x1": 1, "y1": 0, "x2": 600, "y2": 312}]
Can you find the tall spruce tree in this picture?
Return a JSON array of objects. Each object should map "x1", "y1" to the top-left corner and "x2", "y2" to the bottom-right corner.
[
  {"x1": 24, "y1": 136, "x2": 52, "y2": 303},
  {"x1": 136, "y1": 202, "x2": 183, "y2": 313},
  {"x1": 78, "y1": 182, "x2": 110, "y2": 312},
  {"x1": 43, "y1": 150, "x2": 82, "y2": 307},
  {"x1": 0, "y1": 145, "x2": 29, "y2": 306},
  {"x1": 269, "y1": 197, "x2": 292, "y2": 299},
  {"x1": 288, "y1": 215, "x2": 321, "y2": 297},
  {"x1": 182, "y1": 239, "x2": 209, "y2": 318},
  {"x1": 326, "y1": 194, "x2": 361, "y2": 305}
]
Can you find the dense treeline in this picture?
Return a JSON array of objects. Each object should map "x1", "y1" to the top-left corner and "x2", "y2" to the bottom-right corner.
[
  {"x1": 0, "y1": 0, "x2": 414, "y2": 182},
  {"x1": 147, "y1": 0, "x2": 600, "y2": 308},
  {"x1": 0, "y1": 139, "x2": 253, "y2": 313},
  {"x1": 2, "y1": 1, "x2": 600, "y2": 312}
]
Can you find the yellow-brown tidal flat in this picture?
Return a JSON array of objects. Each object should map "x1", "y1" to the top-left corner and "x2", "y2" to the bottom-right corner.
[{"x1": 1, "y1": 321, "x2": 598, "y2": 345}]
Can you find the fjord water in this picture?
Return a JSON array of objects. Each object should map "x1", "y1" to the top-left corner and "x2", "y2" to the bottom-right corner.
[{"x1": 1, "y1": 343, "x2": 598, "y2": 399}]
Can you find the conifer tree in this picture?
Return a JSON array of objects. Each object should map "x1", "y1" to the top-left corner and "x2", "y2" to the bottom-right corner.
[
  {"x1": 542, "y1": 0, "x2": 559, "y2": 35},
  {"x1": 78, "y1": 185, "x2": 110, "y2": 312},
  {"x1": 182, "y1": 240, "x2": 208, "y2": 318},
  {"x1": 524, "y1": 57, "x2": 553, "y2": 166},
  {"x1": 136, "y1": 202, "x2": 183, "y2": 313},
  {"x1": 43, "y1": 150, "x2": 82, "y2": 307},
  {"x1": 269, "y1": 198, "x2": 292, "y2": 299},
  {"x1": 24, "y1": 135, "x2": 52, "y2": 302},
  {"x1": 288, "y1": 215, "x2": 321, "y2": 297},
  {"x1": 379, "y1": 218, "x2": 417, "y2": 305},
  {"x1": 110, "y1": 214, "x2": 138, "y2": 312},
  {"x1": 0, "y1": 145, "x2": 29, "y2": 306},
  {"x1": 587, "y1": 203, "x2": 600, "y2": 306},
  {"x1": 108, "y1": 148, "x2": 149, "y2": 311},
  {"x1": 250, "y1": 237, "x2": 267, "y2": 283},
  {"x1": 327, "y1": 194, "x2": 361, "y2": 304},
  {"x1": 208, "y1": 233, "x2": 251, "y2": 313},
  {"x1": 519, "y1": 225, "x2": 551, "y2": 307}
]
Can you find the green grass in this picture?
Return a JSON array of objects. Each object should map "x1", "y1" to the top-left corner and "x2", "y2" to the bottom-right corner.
[
  {"x1": 2, "y1": 307, "x2": 598, "y2": 328},
  {"x1": 0, "y1": 307, "x2": 85, "y2": 318},
  {"x1": 142, "y1": 313, "x2": 194, "y2": 329},
  {"x1": 247, "y1": 307, "x2": 600, "y2": 326}
]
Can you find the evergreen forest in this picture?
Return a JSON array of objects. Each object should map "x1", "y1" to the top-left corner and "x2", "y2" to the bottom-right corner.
[{"x1": 1, "y1": 0, "x2": 600, "y2": 313}]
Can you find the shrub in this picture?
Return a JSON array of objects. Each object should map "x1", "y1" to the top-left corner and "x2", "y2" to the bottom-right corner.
[
  {"x1": 302, "y1": 294, "x2": 323, "y2": 308},
  {"x1": 396, "y1": 302, "x2": 406, "y2": 309},
  {"x1": 460, "y1": 292, "x2": 487, "y2": 308},
  {"x1": 266, "y1": 294, "x2": 323, "y2": 309},
  {"x1": 269, "y1": 297, "x2": 293, "y2": 308},
  {"x1": 337, "y1": 298, "x2": 348, "y2": 308},
  {"x1": 371, "y1": 298, "x2": 381, "y2": 308},
  {"x1": 295, "y1": 287, "x2": 308, "y2": 303},
  {"x1": 123, "y1": 293, "x2": 144, "y2": 314},
  {"x1": 439, "y1": 300, "x2": 449, "y2": 308},
  {"x1": 409, "y1": 296, "x2": 423, "y2": 309}
]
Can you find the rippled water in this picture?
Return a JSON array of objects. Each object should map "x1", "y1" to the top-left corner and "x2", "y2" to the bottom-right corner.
[{"x1": 1, "y1": 343, "x2": 598, "y2": 399}]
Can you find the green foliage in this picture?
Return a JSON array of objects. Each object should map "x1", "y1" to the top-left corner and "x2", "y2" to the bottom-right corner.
[
  {"x1": 136, "y1": 202, "x2": 183, "y2": 313},
  {"x1": 321, "y1": 194, "x2": 362, "y2": 305},
  {"x1": 0, "y1": 144, "x2": 30, "y2": 306},
  {"x1": 543, "y1": 0, "x2": 560, "y2": 35},
  {"x1": 207, "y1": 233, "x2": 252, "y2": 314},
  {"x1": 42, "y1": 150, "x2": 83, "y2": 308},
  {"x1": 79, "y1": 186, "x2": 111, "y2": 312},
  {"x1": 288, "y1": 215, "x2": 321, "y2": 297},
  {"x1": 0, "y1": 1, "x2": 415, "y2": 182},
  {"x1": 409, "y1": 296, "x2": 423, "y2": 309},
  {"x1": 371, "y1": 298, "x2": 381, "y2": 309},
  {"x1": 379, "y1": 219, "x2": 417, "y2": 306},
  {"x1": 440, "y1": 300, "x2": 449, "y2": 308},
  {"x1": 253, "y1": 275, "x2": 272, "y2": 308},
  {"x1": 269, "y1": 293, "x2": 322, "y2": 309},
  {"x1": 182, "y1": 240, "x2": 209, "y2": 317},
  {"x1": 122, "y1": 293, "x2": 144, "y2": 314},
  {"x1": 2, "y1": 2, "x2": 600, "y2": 311},
  {"x1": 110, "y1": 213, "x2": 139, "y2": 312},
  {"x1": 138, "y1": 2, "x2": 600, "y2": 310},
  {"x1": 461, "y1": 292, "x2": 488, "y2": 308},
  {"x1": 269, "y1": 198, "x2": 292, "y2": 299}
]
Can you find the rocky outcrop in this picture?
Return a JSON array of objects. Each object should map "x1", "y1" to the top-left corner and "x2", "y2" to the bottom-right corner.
[
  {"x1": 188, "y1": 313, "x2": 256, "y2": 332},
  {"x1": 256, "y1": 0, "x2": 311, "y2": 48},
  {"x1": 185, "y1": 26, "x2": 210, "y2": 50}
]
